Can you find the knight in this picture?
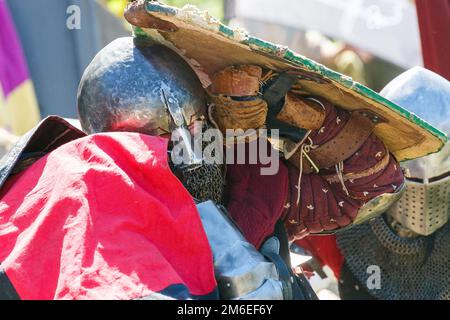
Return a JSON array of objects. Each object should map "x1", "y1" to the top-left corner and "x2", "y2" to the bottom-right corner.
[
  {"x1": 336, "y1": 67, "x2": 450, "y2": 300},
  {"x1": 0, "y1": 37, "x2": 315, "y2": 300},
  {"x1": 0, "y1": 2, "x2": 446, "y2": 300}
]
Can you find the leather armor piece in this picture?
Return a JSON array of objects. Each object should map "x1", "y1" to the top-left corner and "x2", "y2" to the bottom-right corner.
[
  {"x1": 210, "y1": 65, "x2": 262, "y2": 97},
  {"x1": 0, "y1": 116, "x2": 86, "y2": 191},
  {"x1": 208, "y1": 95, "x2": 268, "y2": 133},
  {"x1": 288, "y1": 109, "x2": 382, "y2": 174},
  {"x1": 277, "y1": 93, "x2": 326, "y2": 130}
]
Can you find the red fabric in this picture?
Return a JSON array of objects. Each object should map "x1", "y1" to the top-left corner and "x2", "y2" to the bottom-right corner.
[
  {"x1": 416, "y1": 0, "x2": 450, "y2": 80},
  {"x1": 225, "y1": 139, "x2": 289, "y2": 248},
  {"x1": 285, "y1": 98, "x2": 404, "y2": 239},
  {"x1": 0, "y1": 132, "x2": 216, "y2": 299},
  {"x1": 295, "y1": 235, "x2": 344, "y2": 279}
]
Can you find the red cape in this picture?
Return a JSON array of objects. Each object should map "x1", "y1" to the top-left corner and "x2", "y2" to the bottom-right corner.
[{"x1": 0, "y1": 132, "x2": 216, "y2": 299}]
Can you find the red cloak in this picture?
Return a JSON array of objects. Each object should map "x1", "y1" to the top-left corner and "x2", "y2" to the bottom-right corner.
[{"x1": 0, "y1": 132, "x2": 217, "y2": 299}]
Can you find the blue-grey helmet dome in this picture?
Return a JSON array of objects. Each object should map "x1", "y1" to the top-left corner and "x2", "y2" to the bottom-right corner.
[{"x1": 77, "y1": 37, "x2": 206, "y2": 136}]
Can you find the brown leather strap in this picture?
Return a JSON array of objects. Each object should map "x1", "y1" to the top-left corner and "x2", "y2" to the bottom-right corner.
[
  {"x1": 289, "y1": 110, "x2": 384, "y2": 173},
  {"x1": 322, "y1": 149, "x2": 390, "y2": 184},
  {"x1": 276, "y1": 94, "x2": 326, "y2": 130}
]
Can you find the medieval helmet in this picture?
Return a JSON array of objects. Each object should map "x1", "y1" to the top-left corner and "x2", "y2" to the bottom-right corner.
[
  {"x1": 77, "y1": 37, "x2": 206, "y2": 135},
  {"x1": 77, "y1": 37, "x2": 224, "y2": 204},
  {"x1": 380, "y1": 67, "x2": 450, "y2": 236}
]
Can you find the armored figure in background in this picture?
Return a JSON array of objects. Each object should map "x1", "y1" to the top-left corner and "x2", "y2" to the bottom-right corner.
[{"x1": 337, "y1": 67, "x2": 450, "y2": 300}]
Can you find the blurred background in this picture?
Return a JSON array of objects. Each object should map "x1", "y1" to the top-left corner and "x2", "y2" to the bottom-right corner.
[{"x1": 0, "y1": 0, "x2": 449, "y2": 298}]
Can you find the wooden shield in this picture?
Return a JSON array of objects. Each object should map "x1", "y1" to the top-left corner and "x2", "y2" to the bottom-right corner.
[{"x1": 124, "y1": 0, "x2": 447, "y2": 162}]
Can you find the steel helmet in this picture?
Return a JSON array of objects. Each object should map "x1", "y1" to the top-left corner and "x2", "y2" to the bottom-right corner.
[
  {"x1": 381, "y1": 67, "x2": 450, "y2": 235},
  {"x1": 77, "y1": 37, "x2": 206, "y2": 135}
]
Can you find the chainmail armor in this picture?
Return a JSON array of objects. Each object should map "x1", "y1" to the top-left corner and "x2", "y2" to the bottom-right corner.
[
  {"x1": 336, "y1": 215, "x2": 450, "y2": 300},
  {"x1": 180, "y1": 163, "x2": 225, "y2": 204},
  {"x1": 178, "y1": 122, "x2": 225, "y2": 205}
]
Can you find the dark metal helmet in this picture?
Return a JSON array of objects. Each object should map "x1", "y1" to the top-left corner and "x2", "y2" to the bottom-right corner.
[{"x1": 77, "y1": 37, "x2": 206, "y2": 135}]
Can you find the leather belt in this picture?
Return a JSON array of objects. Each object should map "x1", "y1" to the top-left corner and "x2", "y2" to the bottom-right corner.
[
  {"x1": 323, "y1": 149, "x2": 390, "y2": 184},
  {"x1": 289, "y1": 109, "x2": 386, "y2": 173}
]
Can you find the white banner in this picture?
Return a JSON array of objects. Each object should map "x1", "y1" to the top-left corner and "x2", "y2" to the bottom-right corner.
[{"x1": 234, "y1": 0, "x2": 422, "y2": 68}]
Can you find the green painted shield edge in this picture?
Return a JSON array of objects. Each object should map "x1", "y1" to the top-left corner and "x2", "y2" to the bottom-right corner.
[{"x1": 134, "y1": 1, "x2": 447, "y2": 151}]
